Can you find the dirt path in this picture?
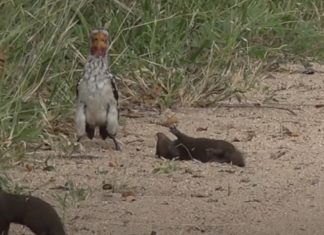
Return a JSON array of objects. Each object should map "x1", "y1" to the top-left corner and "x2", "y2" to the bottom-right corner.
[{"x1": 8, "y1": 66, "x2": 324, "y2": 235}]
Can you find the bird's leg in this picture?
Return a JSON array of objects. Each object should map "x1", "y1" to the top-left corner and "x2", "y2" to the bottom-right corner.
[
  {"x1": 113, "y1": 138, "x2": 122, "y2": 151},
  {"x1": 74, "y1": 102, "x2": 87, "y2": 153},
  {"x1": 71, "y1": 136, "x2": 86, "y2": 154},
  {"x1": 108, "y1": 135, "x2": 122, "y2": 151}
]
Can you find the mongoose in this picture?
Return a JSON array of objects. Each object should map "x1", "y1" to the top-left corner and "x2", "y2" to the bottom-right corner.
[
  {"x1": 205, "y1": 147, "x2": 245, "y2": 167},
  {"x1": 75, "y1": 28, "x2": 121, "y2": 150},
  {"x1": 155, "y1": 125, "x2": 245, "y2": 167},
  {"x1": 0, "y1": 190, "x2": 66, "y2": 235}
]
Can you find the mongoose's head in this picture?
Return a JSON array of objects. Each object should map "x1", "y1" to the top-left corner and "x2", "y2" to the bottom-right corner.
[
  {"x1": 89, "y1": 29, "x2": 109, "y2": 57},
  {"x1": 155, "y1": 132, "x2": 170, "y2": 157},
  {"x1": 169, "y1": 124, "x2": 181, "y2": 137},
  {"x1": 155, "y1": 132, "x2": 180, "y2": 159}
]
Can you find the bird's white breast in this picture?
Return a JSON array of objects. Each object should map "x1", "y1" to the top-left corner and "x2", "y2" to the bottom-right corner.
[{"x1": 77, "y1": 59, "x2": 117, "y2": 126}]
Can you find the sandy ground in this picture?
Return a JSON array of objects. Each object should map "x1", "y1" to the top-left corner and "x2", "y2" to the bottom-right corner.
[{"x1": 6, "y1": 65, "x2": 324, "y2": 235}]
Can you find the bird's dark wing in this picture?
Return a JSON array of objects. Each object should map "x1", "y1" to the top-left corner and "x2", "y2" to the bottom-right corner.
[
  {"x1": 106, "y1": 73, "x2": 120, "y2": 120},
  {"x1": 110, "y1": 77, "x2": 119, "y2": 102},
  {"x1": 76, "y1": 79, "x2": 80, "y2": 98},
  {"x1": 76, "y1": 73, "x2": 85, "y2": 98},
  {"x1": 106, "y1": 72, "x2": 119, "y2": 102}
]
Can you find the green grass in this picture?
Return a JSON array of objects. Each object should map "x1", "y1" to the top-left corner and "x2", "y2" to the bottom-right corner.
[
  {"x1": 153, "y1": 160, "x2": 178, "y2": 174},
  {"x1": 0, "y1": 174, "x2": 26, "y2": 193},
  {"x1": 0, "y1": 0, "x2": 324, "y2": 154}
]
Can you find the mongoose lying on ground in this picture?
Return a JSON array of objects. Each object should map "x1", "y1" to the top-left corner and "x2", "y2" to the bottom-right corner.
[
  {"x1": 0, "y1": 190, "x2": 66, "y2": 235},
  {"x1": 155, "y1": 126, "x2": 245, "y2": 167},
  {"x1": 155, "y1": 132, "x2": 180, "y2": 159}
]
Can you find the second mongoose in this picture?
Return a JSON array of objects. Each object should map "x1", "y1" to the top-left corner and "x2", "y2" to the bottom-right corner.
[
  {"x1": 0, "y1": 190, "x2": 66, "y2": 235},
  {"x1": 155, "y1": 126, "x2": 245, "y2": 167}
]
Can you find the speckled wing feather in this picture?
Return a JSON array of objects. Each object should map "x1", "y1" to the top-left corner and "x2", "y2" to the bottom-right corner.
[
  {"x1": 107, "y1": 73, "x2": 120, "y2": 121},
  {"x1": 110, "y1": 76, "x2": 119, "y2": 102},
  {"x1": 76, "y1": 78, "x2": 81, "y2": 98}
]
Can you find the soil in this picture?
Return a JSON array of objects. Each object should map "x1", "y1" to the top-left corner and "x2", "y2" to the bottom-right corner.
[{"x1": 6, "y1": 64, "x2": 324, "y2": 235}]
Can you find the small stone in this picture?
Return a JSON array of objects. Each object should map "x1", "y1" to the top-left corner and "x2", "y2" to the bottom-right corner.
[
  {"x1": 102, "y1": 183, "x2": 113, "y2": 190},
  {"x1": 240, "y1": 177, "x2": 250, "y2": 183}
]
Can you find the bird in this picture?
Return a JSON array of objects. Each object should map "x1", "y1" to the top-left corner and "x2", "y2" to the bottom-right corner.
[{"x1": 75, "y1": 28, "x2": 121, "y2": 151}]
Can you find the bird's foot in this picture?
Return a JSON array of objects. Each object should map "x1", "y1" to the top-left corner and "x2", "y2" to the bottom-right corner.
[
  {"x1": 73, "y1": 137, "x2": 86, "y2": 153},
  {"x1": 113, "y1": 138, "x2": 123, "y2": 151}
]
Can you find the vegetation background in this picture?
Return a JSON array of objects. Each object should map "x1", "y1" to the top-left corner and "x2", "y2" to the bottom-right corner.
[{"x1": 0, "y1": 0, "x2": 324, "y2": 170}]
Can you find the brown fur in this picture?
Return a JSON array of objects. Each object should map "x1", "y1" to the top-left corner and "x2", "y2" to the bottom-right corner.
[
  {"x1": 168, "y1": 126, "x2": 245, "y2": 167},
  {"x1": 0, "y1": 190, "x2": 66, "y2": 235},
  {"x1": 155, "y1": 132, "x2": 179, "y2": 159}
]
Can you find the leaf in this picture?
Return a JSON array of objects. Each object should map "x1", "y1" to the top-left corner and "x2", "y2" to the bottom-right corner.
[
  {"x1": 196, "y1": 127, "x2": 207, "y2": 132},
  {"x1": 25, "y1": 164, "x2": 33, "y2": 172},
  {"x1": 282, "y1": 126, "x2": 300, "y2": 137},
  {"x1": 315, "y1": 104, "x2": 324, "y2": 108},
  {"x1": 43, "y1": 165, "x2": 55, "y2": 171},
  {"x1": 121, "y1": 191, "x2": 136, "y2": 197},
  {"x1": 161, "y1": 114, "x2": 178, "y2": 127}
]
